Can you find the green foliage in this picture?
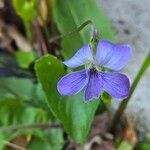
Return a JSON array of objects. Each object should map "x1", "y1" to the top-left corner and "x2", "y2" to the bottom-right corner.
[
  {"x1": 117, "y1": 141, "x2": 133, "y2": 150},
  {"x1": 136, "y1": 142, "x2": 150, "y2": 150},
  {"x1": 2, "y1": 0, "x2": 121, "y2": 147},
  {"x1": 16, "y1": 50, "x2": 36, "y2": 69},
  {"x1": 0, "y1": 77, "x2": 49, "y2": 110},
  {"x1": 35, "y1": 54, "x2": 99, "y2": 143},
  {"x1": 52, "y1": 0, "x2": 114, "y2": 59},
  {"x1": 0, "y1": 99, "x2": 49, "y2": 126},
  {"x1": 101, "y1": 91, "x2": 112, "y2": 104},
  {"x1": 0, "y1": 76, "x2": 55, "y2": 149},
  {"x1": 28, "y1": 129, "x2": 64, "y2": 150},
  {"x1": 0, "y1": 98, "x2": 51, "y2": 149},
  {"x1": 0, "y1": 77, "x2": 36, "y2": 100},
  {"x1": 34, "y1": 0, "x2": 115, "y2": 143},
  {"x1": 13, "y1": 0, "x2": 37, "y2": 23}
]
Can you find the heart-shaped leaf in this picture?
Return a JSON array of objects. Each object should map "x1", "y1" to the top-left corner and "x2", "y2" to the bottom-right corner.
[{"x1": 35, "y1": 55, "x2": 99, "y2": 143}]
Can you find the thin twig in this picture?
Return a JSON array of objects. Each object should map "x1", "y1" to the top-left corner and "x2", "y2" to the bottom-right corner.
[
  {"x1": 36, "y1": 0, "x2": 50, "y2": 42},
  {"x1": 0, "y1": 139, "x2": 26, "y2": 150},
  {"x1": 32, "y1": 20, "x2": 48, "y2": 55},
  {"x1": 0, "y1": 18, "x2": 32, "y2": 52}
]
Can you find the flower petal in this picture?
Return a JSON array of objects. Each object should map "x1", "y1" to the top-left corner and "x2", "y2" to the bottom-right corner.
[
  {"x1": 57, "y1": 70, "x2": 88, "y2": 96},
  {"x1": 84, "y1": 69, "x2": 102, "y2": 102},
  {"x1": 95, "y1": 40, "x2": 132, "y2": 70},
  {"x1": 101, "y1": 72, "x2": 130, "y2": 99},
  {"x1": 63, "y1": 44, "x2": 93, "y2": 68}
]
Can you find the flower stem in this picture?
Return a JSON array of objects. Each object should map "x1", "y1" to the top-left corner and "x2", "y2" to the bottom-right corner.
[
  {"x1": 110, "y1": 51, "x2": 150, "y2": 132},
  {"x1": 25, "y1": 22, "x2": 33, "y2": 42},
  {"x1": 49, "y1": 20, "x2": 93, "y2": 43}
]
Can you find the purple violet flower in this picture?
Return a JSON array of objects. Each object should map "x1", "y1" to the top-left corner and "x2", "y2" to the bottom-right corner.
[{"x1": 57, "y1": 40, "x2": 132, "y2": 102}]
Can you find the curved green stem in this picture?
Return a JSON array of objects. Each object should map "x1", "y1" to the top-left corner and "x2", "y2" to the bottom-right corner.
[
  {"x1": 110, "y1": 51, "x2": 150, "y2": 132},
  {"x1": 49, "y1": 20, "x2": 93, "y2": 43},
  {"x1": 25, "y1": 22, "x2": 33, "y2": 41}
]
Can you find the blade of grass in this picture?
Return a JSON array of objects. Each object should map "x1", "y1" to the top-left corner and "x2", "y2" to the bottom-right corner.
[{"x1": 111, "y1": 51, "x2": 150, "y2": 132}]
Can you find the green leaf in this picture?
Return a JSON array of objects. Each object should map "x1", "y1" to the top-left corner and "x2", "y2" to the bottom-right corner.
[
  {"x1": 117, "y1": 141, "x2": 133, "y2": 150},
  {"x1": 101, "y1": 91, "x2": 112, "y2": 104},
  {"x1": 0, "y1": 99, "x2": 49, "y2": 126},
  {"x1": 0, "y1": 77, "x2": 50, "y2": 112},
  {"x1": 35, "y1": 55, "x2": 99, "y2": 143},
  {"x1": 136, "y1": 142, "x2": 150, "y2": 150},
  {"x1": 0, "y1": 98, "x2": 50, "y2": 149},
  {"x1": 52, "y1": 0, "x2": 114, "y2": 58},
  {"x1": 0, "y1": 78, "x2": 36, "y2": 100},
  {"x1": 16, "y1": 50, "x2": 36, "y2": 69},
  {"x1": 28, "y1": 129, "x2": 64, "y2": 150},
  {"x1": 13, "y1": 0, "x2": 37, "y2": 23}
]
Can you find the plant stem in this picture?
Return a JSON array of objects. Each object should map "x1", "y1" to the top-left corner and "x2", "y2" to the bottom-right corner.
[
  {"x1": 49, "y1": 20, "x2": 92, "y2": 43},
  {"x1": 110, "y1": 51, "x2": 150, "y2": 132},
  {"x1": 0, "y1": 123, "x2": 62, "y2": 132},
  {"x1": 25, "y1": 22, "x2": 32, "y2": 42}
]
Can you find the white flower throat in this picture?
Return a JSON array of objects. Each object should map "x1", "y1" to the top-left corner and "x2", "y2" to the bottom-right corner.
[{"x1": 85, "y1": 59, "x2": 103, "y2": 72}]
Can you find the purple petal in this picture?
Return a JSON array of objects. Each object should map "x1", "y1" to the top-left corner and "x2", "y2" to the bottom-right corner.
[
  {"x1": 57, "y1": 70, "x2": 88, "y2": 96},
  {"x1": 84, "y1": 69, "x2": 102, "y2": 101},
  {"x1": 95, "y1": 40, "x2": 132, "y2": 71},
  {"x1": 101, "y1": 72, "x2": 130, "y2": 99},
  {"x1": 63, "y1": 44, "x2": 93, "y2": 68}
]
